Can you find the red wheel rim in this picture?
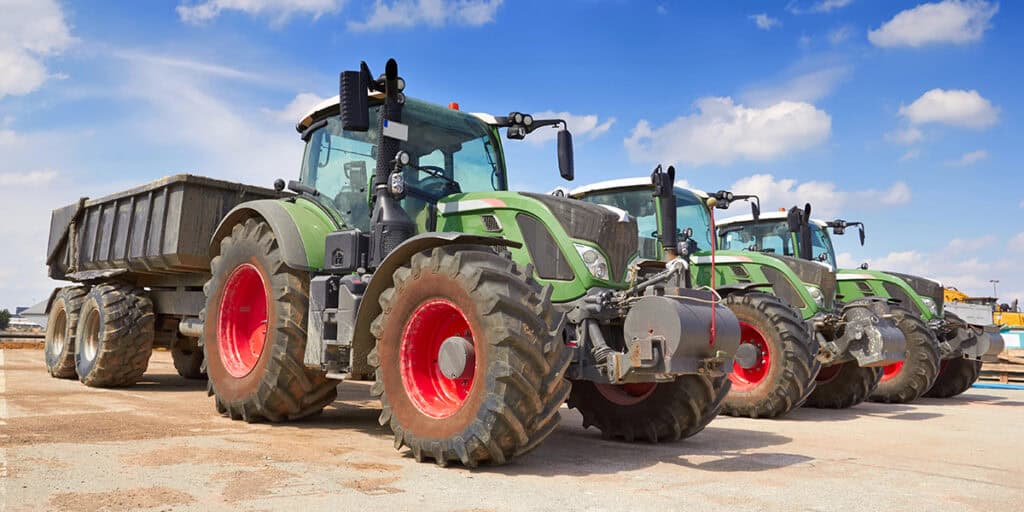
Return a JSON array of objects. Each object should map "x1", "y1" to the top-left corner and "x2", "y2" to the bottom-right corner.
[
  {"x1": 880, "y1": 361, "x2": 905, "y2": 382},
  {"x1": 217, "y1": 263, "x2": 269, "y2": 378},
  {"x1": 816, "y1": 363, "x2": 842, "y2": 383},
  {"x1": 937, "y1": 359, "x2": 950, "y2": 375},
  {"x1": 400, "y1": 299, "x2": 477, "y2": 419},
  {"x1": 595, "y1": 382, "x2": 657, "y2": 406},
  {"x1": 729, "y1": 321, "x2": 771, "y2": 391}
]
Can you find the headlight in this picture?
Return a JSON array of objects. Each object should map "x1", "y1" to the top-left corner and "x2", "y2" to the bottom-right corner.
[
  {"x1": 805, "y1": 285, "x2": 824, "y2": 307},
  {"x1": 574, "y1": 243, "x2": 609, "y2": 280},
  {"x1": 921, "y1": 296, "x2": 937, "y2": 314}
]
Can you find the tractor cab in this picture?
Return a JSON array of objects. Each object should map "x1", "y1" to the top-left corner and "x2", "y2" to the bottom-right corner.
[{"x1": 717, "y1": 211, "x2": 839, "y2": 269}]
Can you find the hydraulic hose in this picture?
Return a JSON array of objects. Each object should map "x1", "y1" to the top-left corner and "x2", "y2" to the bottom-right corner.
[{"x1": 586, "y1": 319, "x2": 616, "y2": 364}]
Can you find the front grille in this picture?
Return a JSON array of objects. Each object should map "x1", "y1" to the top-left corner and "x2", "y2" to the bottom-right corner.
[
  {"x1": 884, "y1": 282, "x2": 916, "y2": 311},
  {"x1": 887, "y1": 271, "x2": 943, "y2": 313},
  {"x1": 521, "y1": 193, "x2": 637, "y2": 281},
  {"x1": 772, "y1": 255, "x2": 835, "y2": 310},
  {"x1": 516, "y1": 214, "x2": 574, "y2": 281},
  {"x1": 762, "y1": 267, "x2": 806, "y2": 309}
]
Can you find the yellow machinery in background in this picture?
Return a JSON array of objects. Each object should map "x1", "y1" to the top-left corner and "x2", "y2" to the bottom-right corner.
[{"x1": 945, "y1": 288, "x2": 1024, "y2": 329}]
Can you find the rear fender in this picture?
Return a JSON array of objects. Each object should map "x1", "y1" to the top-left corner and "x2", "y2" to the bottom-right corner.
[
  {"x1": 348, "y1": 233, "x2": 522, "y2": 378},
  {"x1": 210, "y1": 199, "x2": 334, "y2": 271}
]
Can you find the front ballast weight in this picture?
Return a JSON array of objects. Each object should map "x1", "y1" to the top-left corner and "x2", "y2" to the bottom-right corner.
[
  {"x1": 814, "y1": 299, "x2": 907, "y2": 367},
  {"x1": 564, "y1": 274, "x2": 741, "y2": 385}
]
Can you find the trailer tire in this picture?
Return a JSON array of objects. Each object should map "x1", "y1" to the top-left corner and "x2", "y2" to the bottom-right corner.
[
  {"x1": 804, "y1": 361, "x2": 881, "y2": 409},
  {"x1": 172, "y1": 345, "x2": 206, "y2": 380},
  {"x1": 870, "y1": 307, "x2": 940, "y2": 403},
  {"x1": 569, "y1": 373, "x2": 730, "y2": 443},
  {"x1": 720, "y1": 293, "x2": 820, "y2": 418},
  {"x1": 75, "y1": 283, "x2": 155, "y2": 387},
  {"x1": 923, "y1": 357, "x2": 981, "y2": 398},
  {"x1": 44, "y1": 287, "x2": 86, "y2": 379},
  {"x1": 202, "y1": 218, "x2": 337, "y2": 422},
  {"x1": 369, "y1": 246, "x2": 571, "y2": 467}
]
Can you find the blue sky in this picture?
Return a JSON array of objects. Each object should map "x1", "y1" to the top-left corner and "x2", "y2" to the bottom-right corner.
[{"x1": 1, "y1": 0, "x2": 1022, "y2": 309}]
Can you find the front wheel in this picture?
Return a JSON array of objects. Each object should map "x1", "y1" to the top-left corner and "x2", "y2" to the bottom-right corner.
[
  {"x1": 720, "y1": 293, "x2": 820, "y2": 419},
  {"x1": 202, "y1": 218, "x2": 337, "y2": 422},
  {"x1": 568, "y1": 373, "x2": 731, "y2": 443},
  {"x1": 370, "y1": 247, "x2": 571, "y2": 467},
  {"x1": 804, "y1": 361, "x2": 882, "y2": 409},
  {"x1": 870, "y1": 307, "x2": 939, "y2": 403},
  {"x1": 923, "y1": 358, "x2": 981, "y2": 398}
]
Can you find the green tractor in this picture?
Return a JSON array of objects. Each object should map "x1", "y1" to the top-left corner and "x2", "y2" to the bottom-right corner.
[
  {"x1": 571, "y1": 178, "x2": 907, "y2": 418},
  {"x1": 202, "y1": 60, "x2": 741, "y2": 465},
  {"x1": 761, "y1": 212, "x2": 1004, "y2": 398}
]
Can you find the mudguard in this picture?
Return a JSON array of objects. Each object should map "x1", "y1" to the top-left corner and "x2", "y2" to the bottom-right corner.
[
  {"x1": 715, "y1": 282, "x2": 771, "y2": 297},
  {"x1": 210, "y1": 199, "x2": 329, "y2": 271},
  {"x1": 347, "y1": 233, "x2": 522, "y2": 379}
]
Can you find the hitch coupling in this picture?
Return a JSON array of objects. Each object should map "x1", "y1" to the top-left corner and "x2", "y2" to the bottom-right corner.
[{"x1": 817, "y1": 300, "x2": 906, "y2": 367}]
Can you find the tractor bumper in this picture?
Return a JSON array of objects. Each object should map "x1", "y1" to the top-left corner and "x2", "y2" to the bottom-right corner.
[
  {"x1": 936, "y1": 319, "x2": 1005, "y2": 362},
  {"x1": 817, "y1": 301, "x2": 906, "y2": 367},
  {"x1": 608, "y1": 291, "x2": 741, "y2": 383}
]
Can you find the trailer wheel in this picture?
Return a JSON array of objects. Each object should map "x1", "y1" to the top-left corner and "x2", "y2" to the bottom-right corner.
[
  {"x1": 75, "y1": 283, "x2": 155, "y2": 387},
  {"x1": 803, "y1": 361, "x2": 881, "y2": 409},
  {"x1": 44, "y1": 287, "x2": 86, "y2": 379},
  {"x1": 719, "y1": 293, "x2": 820, "y2": 418},
  {"x1": 870, "y1": 307, "x2": 939, "y2": 403},
  {"x1": 923, "y1": 357, "x2": 981, "y2": 398},
  {"x1": 568, "y1": 373, "x2": 730, "y2": 443},
  {"x1": 369, "y1": 246, "x2": 571, "y2": 466},
  {"x1": 202, "y1": 218, "x2": 338, "y2": 422},
  {"x1": 172, "y1": 344, "x2": 206, "y2": 380}
]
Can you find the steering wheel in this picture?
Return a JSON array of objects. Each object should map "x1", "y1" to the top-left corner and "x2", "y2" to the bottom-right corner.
[{"x1": 405, "y1": 166, "x2": 461, "y2": 202}]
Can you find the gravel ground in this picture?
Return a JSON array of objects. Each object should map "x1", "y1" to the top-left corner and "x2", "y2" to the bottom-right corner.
[{"x1": 1, "y1": 348, "x2": 1021, "y2": 512}]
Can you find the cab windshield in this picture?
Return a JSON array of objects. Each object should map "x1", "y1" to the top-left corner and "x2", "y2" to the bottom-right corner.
[
  {"x1": 718, "y1": 220, "x2": 837, "y2": 267},
  {"x1": 299, "y1": 98, "x2": 507, "y2": 230},
  {"x1": 579, "y1": 187, "x2": 712, "y2": 259}
]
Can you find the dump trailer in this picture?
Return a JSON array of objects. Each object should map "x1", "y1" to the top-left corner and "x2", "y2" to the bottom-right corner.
[
  {"x1": 571, "y1": 178, "x2": 906, "y2": 418},
  {"x1": 726, "y1": 211, "x2": 1004, "y2": 399},
  {"x1": 43, "y1": 59, "x2": 740, "y2": 467},
  {"x1": 44, "y1": 175, "x2": 283, "y2": 382}
]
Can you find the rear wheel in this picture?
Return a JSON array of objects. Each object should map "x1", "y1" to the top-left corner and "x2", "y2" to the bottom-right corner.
[
  {"x1": 569, "y1": 373, "x2": 730, "y2": 443},
  {"x1": 203, "y1": 218, "x2": 337, "y2": 422},
  {"x1": 44, "y1": 287, "x2": 86, "y2": 379},
  {"x1": 870, "y1": 307, "x2": 939, "y2": 403},
  {"x1": 75, "y1": 283, "x2": 155, "y2": 387},
  {"x1": 720, "y1": 293, "x2": 819, "y2": 418},
  {"x1": 804, "y1": 361, "x2": 882, "y2": 409},
  {"x1": 370, "y1": 247, "x2": 571, "y2": 466},
  {"x1": 923, "y1": 357, "x2": 981, "y2": 398}
]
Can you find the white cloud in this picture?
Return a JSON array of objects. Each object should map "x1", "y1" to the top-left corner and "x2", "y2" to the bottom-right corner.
[
  {"x1": 0, "y1": 0, "x2": 75, "y2": 98},
  {"x1": 728, "y1": 174, "x2": 911, "y2": 218},
  {"x1": 348, "y1": 0, "x2": 504, "y2": 31},
  {"x1": 945, "y1": 149, "x2": 988, "y2": 166},
  {"x1": 899, "y1": 88, "x2": 998, "y2": 129},
  {"x1": 828, "y1": 25, "x2": 853, "y2": 44},
  {"x1": 899, "y1": 148, "x2": 921, "y2": 162},
  {"x1": 750, "y1": 13, "x2": 781, "y2": 30},
  {"x1": 868, "y1": 0, "x2": 998, "y2": 48},
  {"x1": 624, "y1": 98, "x2": 831, "y2": 167},
  {"x1": 271, "y1": 92, "x2": 330, "y2": 123},
  {"x1": 0, "y1": 170, "x2": 58, "y2": 186},
  {"x1": 885, "y1": 127, "x2": 923, "y2": 145},
  {"x1": 742, "y1": 65, "x2": 850, "y2": 106},
  {"x1": 787, "y1": 0, "x2": 854, "y2": 14},
  {"x1": 1008, "y1": 233, "x2": 1024, "y2": 253},
  {"x1": 176, "y1": 0, "x2": 344, "y2": 25},
  {"x1": 523, "y1": 111, "x2": 614, "y2": 145}
]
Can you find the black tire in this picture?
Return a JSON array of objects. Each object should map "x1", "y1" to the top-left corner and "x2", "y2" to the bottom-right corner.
[
  {"x1": 803, "y1": 361, "x2": 882, "y2": 409},
  {"x1": 44, "y1": 287, "x2": 86, "y2": 379},
  {"x1": 172, "y1": 345, "x2": 207, "y2": 380},
  {"x1": 202, "y1": 218, "x2": 338, "y2": 422},
  {"x1": 870, "y1": 306, "x2": 940, "y2": 403},
  {"x1": 568, "y1": 373, "x2": 731, "y2": 443},
  {"x1": 369, "y1": 247, "x2": 571, "y2": 467},
  {"x1": 720, "y1": 292, "x2": 820, "y2": 418},
  {"x1": 923, "y1": 357, "x2": 981, "y2": 398},
  {"x1": 75, "y1": 283, "x2": 155, "y2": 387}
]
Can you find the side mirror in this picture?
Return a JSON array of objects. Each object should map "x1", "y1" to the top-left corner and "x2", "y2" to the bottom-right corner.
[
  {"x1": 751, "y1": 201, "x2": 760, "y2": 221},
  {"x1": 803, "y1": 203, "x2": 812, "y2": 219},
  {"x1": 339, "y1": 67, "x2": 370, "y2": 131},
  {"x1": 557, "y1": 129, "x2": 574, "y2": 181},
  {"x1": 859, "y1": 262, "x2": 869, "y2": 270},
  {"x1": 786, "y1": 207, "x2": 801, "y2": 233},
  {"x1": 859, "y1": 225, "x2": 866, "y2": 246}
]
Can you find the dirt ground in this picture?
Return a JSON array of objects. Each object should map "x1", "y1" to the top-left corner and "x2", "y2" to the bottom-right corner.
[{"x1": 1, "y1": 349, "x2": 1021, "y2": 512}]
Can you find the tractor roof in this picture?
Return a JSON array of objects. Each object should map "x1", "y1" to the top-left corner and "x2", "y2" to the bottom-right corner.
[
  {"x1": 717, "y1": 211, "x2": 828, "y2": 228},
  {"x1": 297, "y1": 94, "x2": 495, "y2": 131},
  {"x1": 569, "y1": 177, "x2": 709, "y2": 200}
]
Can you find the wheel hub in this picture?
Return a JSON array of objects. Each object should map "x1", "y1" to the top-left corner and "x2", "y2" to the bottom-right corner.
[
  {"x1": 437, "y1": 336, "x2": 475, "y2": 379},
  {"x1": 734, "y1": 342, "x2": 762, "y2": 370},
  {"x1": 729, "y1": 322, "x2": 771, "y2": 391},
  {"x1": 82, "y1": 308, "x2": 100, "y2": 363},
  {"x1": 400, "y1": 299, "x2": 477, "y2": 419},
  {"x1": 217, "y1": 263, "x2": 269, "y2": 378},
  {"x1": 49, "y1": 309, "x2": 68, "y2": 358}
]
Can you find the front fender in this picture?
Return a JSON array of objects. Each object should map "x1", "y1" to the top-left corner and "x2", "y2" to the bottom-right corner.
[
  {"x1": 210, "y1": 198, "x2": 337, "y2": 271},
  {"x1": 348, "y1": 233, "x2": 521, "y2": 379}
]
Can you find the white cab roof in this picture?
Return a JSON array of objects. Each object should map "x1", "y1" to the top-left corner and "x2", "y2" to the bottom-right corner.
[
  {"x1": 569, "y1": 177, "x2": 709, "y2": 199},
  {"x1": 298, "y1": 94, "x2": 496, "y2": 129},
  {"x1": 718, "y1": 211, "x2": 828, "y2": 228}
]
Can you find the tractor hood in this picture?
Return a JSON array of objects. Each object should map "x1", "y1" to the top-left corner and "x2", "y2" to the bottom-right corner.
[
  {"x1": 887, "y1": 271, "x2": 944, "y2": 314},
  {"x1": 766, "y1": 254, "x2": 837, "y2": 309}
]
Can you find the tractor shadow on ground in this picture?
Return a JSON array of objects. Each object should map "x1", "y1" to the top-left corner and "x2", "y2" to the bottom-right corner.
[
  {"x1": 920, "y1": 393, "x2": 1024, "y2": 407},
  {"x1": 133, "y1": 373, "x2": 210, "y2": 392},
  {"x1": 479, "y1": 411, "x2": 810, "y2": 477},
  {"x1": 780, "y1": 402, "x2": 944, "y2": 423}
]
